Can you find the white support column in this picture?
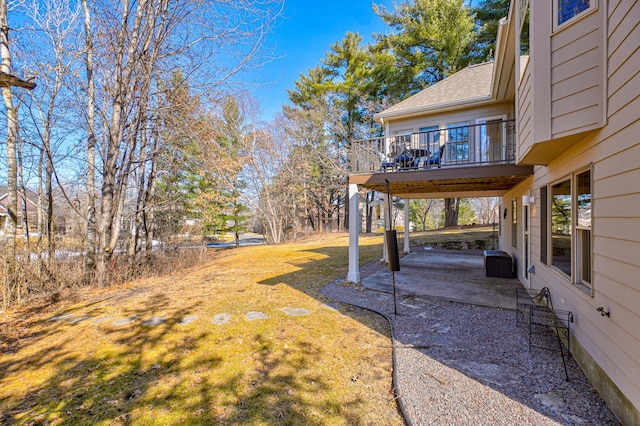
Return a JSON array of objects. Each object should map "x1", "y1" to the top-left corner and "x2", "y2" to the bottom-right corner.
[
  {"x1": 347, "y1": 183, "x2": 360, "y2": 283},
  {"x1": 382, "y1": 198, "x2": 389, "y2": 262},
  {"x1": 404, "y1": 198, "x2": 410, "y2": 253}
]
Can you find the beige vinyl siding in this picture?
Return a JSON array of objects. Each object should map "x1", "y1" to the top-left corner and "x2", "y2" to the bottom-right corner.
[
  {"x1": 520, "y1": 1, "x2": 640, "y2": 414},
  {"x1": 594, "y1": 237, "x2": 640, "y2": 280},
  {"x1": 517, "y1": 60, "x2": 533, "y2": 160},
  {"x1": 608, "y1": 55, "x2": 640, "y2": 113},
  {"x1": 608, "y1": 0, "x2": 640, "y2": 63},
  {"x1": 595, "y1": 168, "x2": 640, "y2": 200},
  {"x1": 608, "y1": 66, "x2": 640, "y2": 116},
  {"x1": 550, "y1": 88, "x2": 602, "y2": 135},
  {"x1": 595, "y1": 193, "x2": 640, "y2": 217},
  {"x1": 550, "y1": 9, "x2": 602, "y2": 138}
]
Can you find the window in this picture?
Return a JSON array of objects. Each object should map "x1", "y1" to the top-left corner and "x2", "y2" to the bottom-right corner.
[
  {"x1": 419, "y1": 126, "x2": 440, "y2": 149},
  {"x1": 546, "y1": 169, "x2": 593, "y2": 294},
  {"x1": 390, "y1": 129, "x2": 412, "y2": 156},
  {"x1": 524, "y1": 203, "x2": 530, "y2": 280},
  {"x1": 551, "y1": 179, "x2": 572, "y2": 277},
  {"x1": 576, "y1": 169, "x2": 592, "y2": 290},
  {"x1": 447, "y1": 122, "x2": 469, "y2": 163},
  {"x1": 540, "y1": 186, "x2": 548, "y2": 265},
  {"x1": 555, "y1": 0, "x2": 593, "y2": 28},
  {"x1": 511, "y1": 199, "x2": 517, "y2": 248}
]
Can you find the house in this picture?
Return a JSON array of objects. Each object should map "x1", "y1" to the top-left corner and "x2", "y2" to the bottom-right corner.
[
  {"x1": 347, "y1": 1, "x2": 640, "y2": 423},
  {"x1": 0, "y1": 186, "x2": 39, "y2": 236},
  {"x1": 0, "y1": 187, "x2": 73, "y2": 238}
]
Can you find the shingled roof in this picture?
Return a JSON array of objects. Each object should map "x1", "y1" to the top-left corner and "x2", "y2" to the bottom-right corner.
[{"x1": 374, "y1": 61, "x2": 495, "y2": 120}]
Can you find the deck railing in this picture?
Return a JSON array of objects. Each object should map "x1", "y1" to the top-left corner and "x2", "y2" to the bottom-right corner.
[{"x1": 351, "y1": 119, "x2": 516, "y2": 174}]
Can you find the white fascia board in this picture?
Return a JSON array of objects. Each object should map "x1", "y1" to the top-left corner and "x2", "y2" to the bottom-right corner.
[{"x1": 373, "y1": 95, "x2": 495, "y2": 122}]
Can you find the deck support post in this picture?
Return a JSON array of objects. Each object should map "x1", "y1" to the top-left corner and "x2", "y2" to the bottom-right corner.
[
  {"x1": 347, "y1": 183, "x2": 360, "y2": 283},
  {"x1": 382, "y1": 198, "x2": 389, "y2": 262},
  {"x1": 404, "y1": 198, "x2": 410, "y2": 253}
]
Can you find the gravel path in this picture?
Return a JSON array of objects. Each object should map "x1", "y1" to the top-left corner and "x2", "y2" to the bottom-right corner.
[{"x1": 322, "y1": 265, "x2": 620, "y2": 425}]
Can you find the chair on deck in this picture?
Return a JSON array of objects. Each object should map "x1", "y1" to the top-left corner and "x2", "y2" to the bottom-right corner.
[{"x1": 381, "y1": 144, "x2": 446, "y2": 170}]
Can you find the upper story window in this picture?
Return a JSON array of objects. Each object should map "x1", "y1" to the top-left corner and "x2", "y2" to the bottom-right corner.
[
  {"x1": 555, "y1": 0, "x2": 594, "y2": 28},
  {"x1": 447, "y1": 122, "x2": 469, "y2": 162}
]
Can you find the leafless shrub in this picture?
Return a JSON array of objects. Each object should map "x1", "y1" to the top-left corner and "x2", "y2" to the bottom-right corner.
[{"x1": 1, "y1": 247, "x2": 209, "y2": 310}]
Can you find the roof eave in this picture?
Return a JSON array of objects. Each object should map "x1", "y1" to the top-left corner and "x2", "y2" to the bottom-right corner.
[
  {"x1": 373, "y1": 95, "x2": 495, "y2": 122},
  {"x1": 491, "y1": 6, "x2": 517, "y2": 100}
]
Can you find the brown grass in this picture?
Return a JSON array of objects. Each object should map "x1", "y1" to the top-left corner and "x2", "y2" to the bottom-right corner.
[{"x1": 0, "y1": 233, "x2": 403, "y2": 425}]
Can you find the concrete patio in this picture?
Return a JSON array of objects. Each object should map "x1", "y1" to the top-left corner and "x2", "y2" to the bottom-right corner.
[{"x1": 362, "y1": 250, "x2": 525, "y2": 310}]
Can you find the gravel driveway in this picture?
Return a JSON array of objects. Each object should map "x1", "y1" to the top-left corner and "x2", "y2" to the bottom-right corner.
[{"x1": 322, "y1": 264, "x2": 620, "y2": 425}]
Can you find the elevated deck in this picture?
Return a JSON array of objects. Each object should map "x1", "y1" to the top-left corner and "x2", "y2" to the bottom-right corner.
[{"x1": 350, "y1": 120, "x2": 532, "y2": 197}]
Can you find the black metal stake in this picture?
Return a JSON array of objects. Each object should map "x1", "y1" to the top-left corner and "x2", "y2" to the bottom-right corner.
[
  {"x1": 391, "y1": 270, "x2": 398, "y2": 316},
  {"x1": 385, "y1": 179, "x2": 399, "y2": 317}
]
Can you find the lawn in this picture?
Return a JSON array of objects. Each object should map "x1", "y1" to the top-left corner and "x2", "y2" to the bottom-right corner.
[{"x1": 0, "y1": 234, "x2": 404, "y2": 425}]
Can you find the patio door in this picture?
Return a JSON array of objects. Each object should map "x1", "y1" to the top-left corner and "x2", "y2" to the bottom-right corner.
[
  {"x1": 476, "y1": 115, "x2": 507, "y2": 164},
  {"x1": 523, "y1": 203, "x2": 531, "y2": 286}
]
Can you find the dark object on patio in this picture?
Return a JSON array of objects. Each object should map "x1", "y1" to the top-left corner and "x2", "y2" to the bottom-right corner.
[
  {"x1": 386, "y1": 230, "x2": 400, "y2": 272},
  {"x1": 483, "y1": 250, "x2": 513, "y2": 278}
]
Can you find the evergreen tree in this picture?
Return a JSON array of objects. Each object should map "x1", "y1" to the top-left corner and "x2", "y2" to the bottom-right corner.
[
  {"x1": 373, "y1": 0, "x2": 476, "y2": 227},
  {"x1": 373, "y1": 0, "x2": 476, "y2": 93},
  {"x1": 472, "y1": 0, "x2": 510, "y2": 62}
]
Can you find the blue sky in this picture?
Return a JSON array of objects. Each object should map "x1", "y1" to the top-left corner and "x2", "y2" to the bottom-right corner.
[{"x1": 251, "y1": 0, "x2": 395, "y2": 121}]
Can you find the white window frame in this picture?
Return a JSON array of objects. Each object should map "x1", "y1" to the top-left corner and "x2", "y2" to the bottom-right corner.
[{"x1": 553, "y1": 0, "x2": 597, "y2": 32}]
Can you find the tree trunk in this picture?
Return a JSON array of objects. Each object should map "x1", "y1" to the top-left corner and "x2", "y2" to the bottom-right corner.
[
  {"x1": 45, "y1": 150, "x2": 54, "y2": 263},
  {"x1": 0, "y1": 2, "x2": 17, "y2": 257},
  {"x1": 143, "y1": 127, "x2": 159, "y2": 251},
  {"x1": 82, "y1": 0, "x2": 97, "y2": 278},
  {"x1": 365, "y1": 191, "x2": 373, "y2": 233},
  {"x1": 444, "y1": 197, "x2": 460, "y2": 227},
  {"x1": 129, "y1": 134, "x2": 147, "y2": 257},
  {"x1": 96, "y1": 0, "x2": 147, "y2": 285},
  {"x1": 0, "y1": 0, "x2": 18, "y2": 308},
  {"x1": 344, "y1": 184, "x2": 349, "y2": 230}
]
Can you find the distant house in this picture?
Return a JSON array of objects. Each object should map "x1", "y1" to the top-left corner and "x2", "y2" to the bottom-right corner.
[
  {"x1": 347, "y1": 1, "x2": 639, "y2": 424},
  {"x1": 0, "y1": 187, "x2": 72, "y2": 238},
  {"x1": 0, "y1": 186, "x2": 39, "y2": 236}
]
